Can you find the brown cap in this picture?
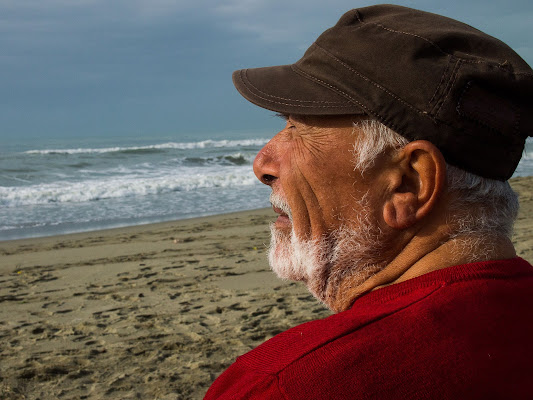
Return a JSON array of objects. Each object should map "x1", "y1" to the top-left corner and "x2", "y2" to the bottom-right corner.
[{"x1": 233, "y1": 4, "x2": 533, "y2": 180}]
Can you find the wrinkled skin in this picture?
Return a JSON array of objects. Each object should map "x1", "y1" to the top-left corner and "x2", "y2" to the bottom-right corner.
[{"x1": 253, "y1": 114, "x2": 376, "y2": 241}]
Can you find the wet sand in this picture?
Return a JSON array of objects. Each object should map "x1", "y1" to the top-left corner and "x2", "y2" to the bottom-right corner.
[{"x1": 0, "y1": 176, "x2": 531, "y2": 399}]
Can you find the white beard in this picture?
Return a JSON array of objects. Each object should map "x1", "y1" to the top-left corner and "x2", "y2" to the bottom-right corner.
[{"x1": 268, "y1": 193, "x2": 389, "y2": 308}]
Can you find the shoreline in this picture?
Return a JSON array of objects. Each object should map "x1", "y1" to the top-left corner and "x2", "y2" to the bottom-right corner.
[
  {"x1": 0, "y1": 177, "x2": 531, "y2": 399},
  {"x1": 0, "y1": 207, "x2": 273, "y2": 245}
]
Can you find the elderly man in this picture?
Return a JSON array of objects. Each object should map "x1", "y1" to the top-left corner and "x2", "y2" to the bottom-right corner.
[{"x1": 204, "y1": 5, "x2": 533, "y2": 399}]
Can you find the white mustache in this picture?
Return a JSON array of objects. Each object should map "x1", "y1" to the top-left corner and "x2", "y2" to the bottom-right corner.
[{"x1": 269, "y1": 192, "x2": 292, "y2": 220}]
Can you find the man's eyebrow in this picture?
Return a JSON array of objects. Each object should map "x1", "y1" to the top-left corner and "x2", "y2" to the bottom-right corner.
[{"x1": 275, "y1": 113, "x2": 289, "y2": 121}]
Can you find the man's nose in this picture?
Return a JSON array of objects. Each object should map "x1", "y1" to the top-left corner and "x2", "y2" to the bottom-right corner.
[{"x1": 253, "y1": 138, "x2": 280, "y2": 186}]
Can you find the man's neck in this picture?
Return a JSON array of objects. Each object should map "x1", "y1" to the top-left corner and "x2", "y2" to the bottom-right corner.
[{"x1": 329, "y1": 229, "x2": 516, "y2": 313}]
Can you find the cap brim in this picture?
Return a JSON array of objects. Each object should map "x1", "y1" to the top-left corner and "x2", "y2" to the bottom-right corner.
[{"x1": 232, "y1": 65, "x2": 365, "y2": 115}]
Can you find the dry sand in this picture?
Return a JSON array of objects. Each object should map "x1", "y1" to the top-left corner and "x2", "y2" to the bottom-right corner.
[{"x1": 1, "y1": 176, "x2": 531, "y2": 400}]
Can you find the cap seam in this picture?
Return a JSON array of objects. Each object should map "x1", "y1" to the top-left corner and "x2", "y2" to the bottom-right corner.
[
  {"x1": 291, "y1": 65, "x2": 371, "y2": 112},
  {"x1": 459, "y1": 59, "x2": 533, "y2": 75},
  {"x1": 237, "y1": 76, "x2": 352, "y2": 110},
  {"x1": 240, "y1": 69, "x2": 350, "y2": 105},
  {"x1": 427, "y1": 56, "x2": 453, "y2": 109},
  {"x1": 365, "y1": 21, "x2": 533, "y2": 76},
  {"x1": 312, "y1": 43, "x2": 425, "y2": 116},
  {"x1": 367, "y1": 22, "x2": 448, "y2": 58},
  {"x1": 292, "y1": 64, "x2": 406, "y2": 131},
  {"x1": 353, "y1": 9, "x2": 363, "y2": 23},
  {"x1": 431, "y1": 58, "x2": 462, "y2": 118}
]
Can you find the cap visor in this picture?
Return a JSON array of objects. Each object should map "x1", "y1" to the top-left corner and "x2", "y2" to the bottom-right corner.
[{"x1": 232, "y1": 65, "x2": 364, "y2": 115}]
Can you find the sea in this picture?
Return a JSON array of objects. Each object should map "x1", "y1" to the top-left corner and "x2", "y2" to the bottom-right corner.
[{"x1": 1, "y1": 134, "x2": 532, "y2": 241}]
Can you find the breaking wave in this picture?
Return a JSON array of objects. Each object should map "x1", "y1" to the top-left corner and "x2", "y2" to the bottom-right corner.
[
  {"x1": 0, "y1": 167, "x2": 259, "y2": 207},
  {"x1": 24, "y1": 139, "x2": 270, "y2": 155}
]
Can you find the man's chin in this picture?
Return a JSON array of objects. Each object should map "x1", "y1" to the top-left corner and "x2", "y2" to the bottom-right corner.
[
  {"x1": 268, "y1": 225, "x2": 311, "y2": 282},
  {"x1": 267, "y1": 211, "x2": 391, "y2": 310},
  {"x1": 269, "y1": 248, "x2": 308, "y2": 282}
]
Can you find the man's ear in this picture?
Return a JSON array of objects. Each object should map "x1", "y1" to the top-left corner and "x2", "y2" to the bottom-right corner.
[{"x1": 382, "y1": 140, "x2": 446, "y2": 230}]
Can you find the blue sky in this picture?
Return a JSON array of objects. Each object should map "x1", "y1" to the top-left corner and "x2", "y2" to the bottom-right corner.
[{"x1": 1, "y1": 0, "x2": 532, "y2": 140}]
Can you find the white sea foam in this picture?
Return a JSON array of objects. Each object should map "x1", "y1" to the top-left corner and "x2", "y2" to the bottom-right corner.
[
  {"x1": 24, "y1": 139, "x2": 270, "y2": 155},
  {"x1": 523, "y1": 144, "x2": 532, "y2": 159},
  {"x1": 0, "y1": 167, "x2": 259, "y2": 207}
]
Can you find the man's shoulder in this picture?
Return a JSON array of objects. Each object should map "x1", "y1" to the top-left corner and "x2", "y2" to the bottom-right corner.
[
  {"x1": 235, "y1": 280, "x2": 446, "y2": 375},
  {"x1": 207, "y1": 258, "x2": 533, "y2": 399},
  {"x1": 237, "y1": 257, "x2": 533, "y2": 376}
]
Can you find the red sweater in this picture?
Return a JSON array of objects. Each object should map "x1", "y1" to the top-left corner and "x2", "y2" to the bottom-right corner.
[{"x1": 204, "y1": 258, "x2": 533, "y2": 399}]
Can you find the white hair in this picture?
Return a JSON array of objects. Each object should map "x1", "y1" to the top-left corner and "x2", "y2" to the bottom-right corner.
[
  {"x1": 352, "y1": 119, "x2": 519, "y2": 240},
  {"x1": 268, "y1": 192, "x2": 390, "y2": 307}
]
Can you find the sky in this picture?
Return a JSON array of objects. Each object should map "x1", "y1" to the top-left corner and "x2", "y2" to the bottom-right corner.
[{"x1": 1, "y1": 0, "x2": 532, "y2": 141}]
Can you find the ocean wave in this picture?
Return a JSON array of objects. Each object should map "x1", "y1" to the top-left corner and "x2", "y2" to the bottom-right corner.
[
  {"x1": 0, "y1": 169, "x2": 259, "y2": 207},
  {"x1": 181, "y1": 152, "x2": 254, "y2": 166},
  {"x1": 523, "y1": 148, "x2": 532, "y2": 160},
  {"x1": 24, "y1": 139, "x2": 270, "y2": 155}
]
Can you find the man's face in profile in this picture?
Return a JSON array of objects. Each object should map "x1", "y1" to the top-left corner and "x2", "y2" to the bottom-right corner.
[{"x1": 253, "y1": 115, "x2": 393, "y2": 304}]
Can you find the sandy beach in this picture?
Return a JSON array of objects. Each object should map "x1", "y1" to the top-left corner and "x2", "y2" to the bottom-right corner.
[{"x1": 1, "y1": 176, "x2": 532, "y2": 400}]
